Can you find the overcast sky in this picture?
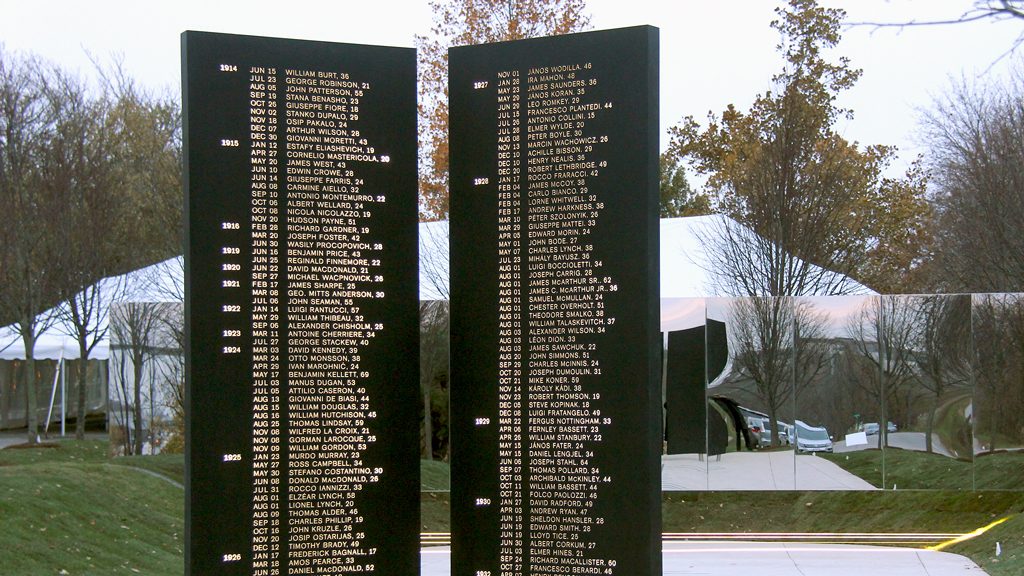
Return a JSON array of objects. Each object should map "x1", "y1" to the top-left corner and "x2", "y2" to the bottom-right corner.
[{"x1": 2, "y1": 0, "x2": 1021, "y2": 172}]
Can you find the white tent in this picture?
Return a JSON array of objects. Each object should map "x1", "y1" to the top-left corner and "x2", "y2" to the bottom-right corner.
[
  {"x1": 0, "y1": 257, "x2": 183, "y2": 361},
  {"x1": 419, "y1": 215, "x2": 873, "y2": 328},
  {"x1": 2, "y1": 215, "x2": 873, "y2": 359}
]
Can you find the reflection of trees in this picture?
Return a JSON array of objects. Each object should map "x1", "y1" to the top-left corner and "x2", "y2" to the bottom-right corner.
[
  {"x1": 845, "y1": 296, "x2": 919, "y2": 448},
  {"x1": 729, "y1": 297, "x2": 828, "y2": 447},
  {"x1": 154, "y1": 304, "x2": 184, "y2": 453},
  {"x1": 910, "y1": 295, "x2": 972, "y2": 453},
  {"x1": 844, "y1": 295, "x2": 974, "y2": 454},
  {"x1": 110, "y1": 302, "x2": 163, "y2": 455},
  {"x1": 972, "y1": 294, "x2": 1024, "y2": 452},
  {"x1": 419, "y1": 222, "x2": 450, "y2": 459},
  {"x1": 420, "y1": 300, "x2": 449, "y2": 460}
]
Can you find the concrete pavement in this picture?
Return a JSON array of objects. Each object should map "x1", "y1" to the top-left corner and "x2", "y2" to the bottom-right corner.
[
  {"x1": 421, "y1": 542, "x2": 988, "y2": 575},
  {"x1": 0, "y1": 432, "x2": 29, "y2": 449},
  {"x1": 662, "y1": 451, "x2": 877, "y2": 491}
]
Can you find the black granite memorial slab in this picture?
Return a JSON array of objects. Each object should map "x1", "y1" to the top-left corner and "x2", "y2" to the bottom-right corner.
[
  {"x1": 183, "y1": 31, "x2": 418, "y2": 576},
  {"x1": 449, "y1": 26, "x2": 661, "y2": 576}
]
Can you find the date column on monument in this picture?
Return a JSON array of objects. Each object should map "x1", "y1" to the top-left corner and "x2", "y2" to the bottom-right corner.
[
  {"x1": 183, "y1": 31, "x2": 418, "y2": 576},
  {"x1": 449, "y1": 26, "x2": 661, "y2": 576}
]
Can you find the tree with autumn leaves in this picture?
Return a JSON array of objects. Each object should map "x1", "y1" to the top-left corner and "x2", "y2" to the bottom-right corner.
[
  {"x1": 667, "y1": 0, "x2": 932, "y2": 296},
  {"x1": 416, "y1": 0, "x2": 591, "y2": 220}
]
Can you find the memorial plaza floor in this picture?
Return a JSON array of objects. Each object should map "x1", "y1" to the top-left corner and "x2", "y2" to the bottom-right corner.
[
  {"x1": 660, "y1": 451, "x2": 877, "y2": 491},
  {"x1": 420, "y1": 542, "x2": 989, "y2": 575}
]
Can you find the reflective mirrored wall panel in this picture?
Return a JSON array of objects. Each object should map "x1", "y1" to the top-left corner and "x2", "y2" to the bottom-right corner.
[
  {"x1": 657, "y1": 293, "x2": 1024, "y2": 492},
  {"x1": 877, "y1": 295, "x2": 973, "y2": 490},
  {"x1": 971, "y1": 293, "x2": 1024, "y2": 490},
  {"x1": 793, "y1": 295, "x2": 878, "y2": 490},
  {"x1": 661, "y1": 297, "x2": 709, "y2": 490},
  {"x1": 703, "y1": 297, "x2": 796, "y2": 490}
]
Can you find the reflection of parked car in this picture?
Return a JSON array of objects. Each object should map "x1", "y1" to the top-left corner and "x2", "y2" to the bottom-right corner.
[
  {"x1": 794, "y1": 420, "x2": 833, "y2": 453},
  {"x1": 862, "y1": 422, "x2": 897, "y2": 435},
  {"x1": 747, "y1": 417, "x2": 792, "y2": 447},
  {"x1": 746, "y1": 416, "x2": 767, "y2": 448},
  {"x1": 777, "y1": 421, "x2": 791, "y2": 445}
]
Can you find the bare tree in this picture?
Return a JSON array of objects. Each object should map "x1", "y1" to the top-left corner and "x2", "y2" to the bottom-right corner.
[
  {"x1": 728, "y1": 296, "x2": 828, "y2": 447},
  {"x1": 420, "y1": 300, "x2": 450, "y2": 460},
  {"x1": 849, "y1": 2, "x2": 1024, "y2": 60},
  {"x1": 418, "y1": 221, "x2": 450, "y2": 459},
  {"x1": 109, "y1": 302, "x2": 163, "y2": 455},
  {"x1": 844, "y1": 296, "x2": 920, "y2": 448},
  {"x1": 36, "y1": 63, "x2": 136, "y2": 440},
  {"x1": 96, "y1": 61, "x2": 183, "y2": 265},
  {"x1": 922, "y1": 66, "x2": 1024, "y2": 292},
  {"x1": 972, "y1": 294, "x2": 1024, "y2": 452},
  {"x1": 156, "y1": 304, "x2": 185, "y2": 452},
  {"x1": 909, "y1": 294, "x2": 973, "y2": 453},
  {"x1": 419, "y1": 221, "x2": 450, "y2": 301},
  {"x1": 1, "y1": 49, "x2": 180, "y2": 442},
  {"x1": 0, "y1": 49, "x2": 65, "y2": 443}
]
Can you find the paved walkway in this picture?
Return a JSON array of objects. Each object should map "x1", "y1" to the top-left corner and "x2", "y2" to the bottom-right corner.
[
  {"x1": 0, "y1": 432, "x2": 31, "y2": 449},
  {"x1": 421, "y1": 542, "x2": 989, "y2": 576},
  {"x1": 662, "y1": 451, "x2": 877, "y2": 491},
  {"x1": 0, "y1": 430, "x2": 107, "y2": 449}
]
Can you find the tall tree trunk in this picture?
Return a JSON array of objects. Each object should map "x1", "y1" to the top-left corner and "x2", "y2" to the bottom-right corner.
[
  {"x1": 76, "y1": 345, "x2": 89, "y2": 440},
  {"x1": 925, "y1": 393, "x2": 938, "y2": 454},
  {"x1": 132, "y1": 350, "x2": 144, "y2": 455},
  {"x1": 22, "y1": 325, "x2": 38, "y2": 444},
  {"x1": 423, "y1": 383, "x2": 433, "y2": 461}
]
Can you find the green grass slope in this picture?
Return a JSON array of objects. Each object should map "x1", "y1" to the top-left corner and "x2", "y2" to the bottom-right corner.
[
  {"x1": 947, "y1": 512, "x2": 1024, "y2": 576},
  {"x1": 0, "y1": 461, "x2": 184, "y2": 575},
  {"x1": 2, "y1": 439, "x2": 1021, "y2": 575},
  {"x1": 822, "y1": 448, "x2": 1024, "y2": 491}
]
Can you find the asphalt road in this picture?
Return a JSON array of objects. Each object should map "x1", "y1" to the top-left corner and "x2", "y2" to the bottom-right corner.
[{"x1": 835, "y1": 431, "x2": 955, "y2": 457}]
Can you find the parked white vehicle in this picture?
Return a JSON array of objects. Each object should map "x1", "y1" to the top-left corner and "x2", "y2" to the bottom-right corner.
[{"x1": 793, "y1": 420, "x2": 833, "y2": 453}]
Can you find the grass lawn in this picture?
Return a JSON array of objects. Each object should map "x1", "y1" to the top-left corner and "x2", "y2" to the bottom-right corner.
[
  {"x1": 661, "y1": 490, "x2": 1024, "y2": 534},
  {"x1": 824, "y1": 448, "x2": 957, "y2": 490},
  {"x1": 0, "y1": 440, "x2": 183, "y2": 576},
  {"x1": 420, "y1": 458, "x2": 451, "y2": 491},
  {"x1": 821, "y1": 448, "x2": 1024, "y2": 491},
  {"x1": 111, "y1": 454, "x2": 184, "y2": 486},
  {"x1": 947, "y1": 511, "x2": 1024, "y2": 576},
  {"x1": 3, "y1": 439, "x2": 1022, "y2": 575}
]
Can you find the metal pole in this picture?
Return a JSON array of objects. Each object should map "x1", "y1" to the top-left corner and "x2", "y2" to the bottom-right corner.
[{"x1": 60, "y1": 357, "x2": 66, "y2": 437}]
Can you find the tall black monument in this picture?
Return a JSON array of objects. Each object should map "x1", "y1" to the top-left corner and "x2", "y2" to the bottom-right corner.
[
  {"x1": 449, "y1": 26, "x2": 661, "y2": 576},
  {"x1": 182, "y1": 31, "x2": 418, "y2": 575}
]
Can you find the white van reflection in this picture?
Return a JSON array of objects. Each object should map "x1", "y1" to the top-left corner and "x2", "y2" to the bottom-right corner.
[{"x1": 792, "y1": 420, "x2": 833, "y2": 453}]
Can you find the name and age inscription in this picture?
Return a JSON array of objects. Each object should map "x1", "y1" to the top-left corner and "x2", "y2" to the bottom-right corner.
[
  {"x1": 495, "y1": 61, "x2": 618, "y2": 575},
  {"x1": 184, "y1": 32, "x2": 417, "y2": 576},
  {"x1": 450, "y1": 27, "x2": 661, "y2": 576}
]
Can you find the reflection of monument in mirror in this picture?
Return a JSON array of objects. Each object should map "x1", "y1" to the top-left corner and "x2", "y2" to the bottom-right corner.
[
  {"x1": 664, "y1": 293, "x2": 1023, "y2": 493},
  {"x1": 182, "y1": 31, "x2": 419, "y2": 575},
  {"x1": 448, "y1": 26, "x2": 661, "y2": 576},
  {"x1": 665, "y1": 320, "x2": 728, "y2": 456}
]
